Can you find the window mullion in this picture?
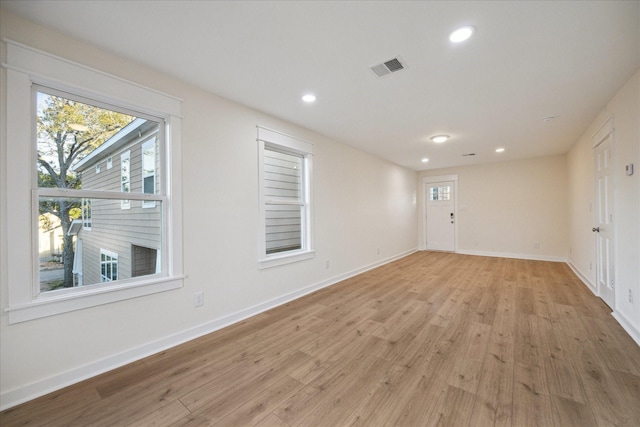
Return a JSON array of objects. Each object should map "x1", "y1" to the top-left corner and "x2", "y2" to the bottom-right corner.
[{"x1": 35, "y1": 188, "x2": 166, "y2": 202}]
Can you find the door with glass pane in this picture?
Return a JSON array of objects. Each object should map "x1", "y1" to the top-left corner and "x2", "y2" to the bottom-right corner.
[{"x1": 426, "y1": 181, "x2": 455, "y2": 251}]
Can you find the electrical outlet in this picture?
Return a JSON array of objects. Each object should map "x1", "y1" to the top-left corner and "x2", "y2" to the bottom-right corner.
[
  {"x1": 325, "y1": 260, "x2": 330, "y2": 269},
  {"x1": 629, "y1": 289, "x2": 634, "y2": 304},
  {"x1": 376, "y1": 248, "x2": 380, "y2": 255},
  {"x1": 534, "y1": 242, "x2": 539, "y2": 249},
  {"x1": 590, "y1": 261, "x2": 592, "y2": 271},
  {"x1": 194, "y1": 290, "x2": 204, "y2": 307}
]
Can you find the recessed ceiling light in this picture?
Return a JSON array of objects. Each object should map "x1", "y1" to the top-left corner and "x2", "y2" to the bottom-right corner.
[
  {"x1": 430, "y1": 135, "x2": 449, "y2": 143},
  {"x1": 496, "y1": 148, "x2": 505, "y2": 153},
  {"x1": 449, "y1": 26, "x2": 475, "y2": 43},
  {"x1": 302, "y1": 94, "x2": 316, "y2": 103},
  {"x1": 421, "y1": 158, "x2": 429, "y2": 163}
]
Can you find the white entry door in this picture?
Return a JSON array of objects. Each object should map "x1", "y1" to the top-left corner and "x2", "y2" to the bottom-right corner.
[
  {"x1": 594, "y1": 133, "x2": 615, "y2": 308},
  {"x1": 426, "y1": 181, "x2": 455, "y2": 251}
]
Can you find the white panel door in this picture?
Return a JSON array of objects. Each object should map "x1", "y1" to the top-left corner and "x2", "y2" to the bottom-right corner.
[
  {"x1": 426, "y1": 181, "x2": 455, "y2": 251},
  {"x1": 594, "y1": 134, "x2": 615, "y2": 308}
]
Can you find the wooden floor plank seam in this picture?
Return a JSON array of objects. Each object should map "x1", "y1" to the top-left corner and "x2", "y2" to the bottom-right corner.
[{"x1": 1, "y1": 251, "x2": 639, "y2": 426}]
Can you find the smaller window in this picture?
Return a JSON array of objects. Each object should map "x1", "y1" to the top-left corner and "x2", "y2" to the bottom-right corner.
[
  {"x1": 121, "y1": 150, "x2": 130, "y2": 209},
  {"x1": 132, "y1": 245, "x2": 158, "y2": 277},
  {"x1": 264, "y1": 148, "x2": 304, "y2": 254},
  {"x1": 429, "y1": 185, "x2": 451, "y2": 201},
  {"x1": 82, "y1": 198, "x2": 92, "y2": 230},
  {"x1": 142, "y1": 138, "x2": 156, "y2": 208},
  {"x1": 258, "y1": 127, "x2": 314, "y2": 269},
  {"x1": 100, "y1": 250, "x2": 118, "y2": 282},
  {"x1": 95, "y1": 163, "x2": 101, "y2": 174},
  {"x1": 107, "y1": 157, "x2": 113, "y2": 169}
]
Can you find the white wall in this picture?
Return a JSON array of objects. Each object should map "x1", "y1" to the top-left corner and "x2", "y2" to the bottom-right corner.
[
  {"x1": 0, "y1": 10, "x2": 418, "y2": 409},
  {"x1": 568, "y1": 69, "x2": 640, "y2": 344},
  {"x1": 417, "y1": 155, "x2": 569, "y2": 261}
]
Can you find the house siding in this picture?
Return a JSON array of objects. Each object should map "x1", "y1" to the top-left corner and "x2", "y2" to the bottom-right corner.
[{"x1": 77, "y1": 127, "x2": 161, "y2": 285}]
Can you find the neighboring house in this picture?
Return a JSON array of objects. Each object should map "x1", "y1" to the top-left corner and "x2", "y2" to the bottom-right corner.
[
  {"x1": 72, "y1": 118, "x2": 161, "y2": 286},
  {"x1": 37, "y1": 213, "x2": 64, "y2": 264}
]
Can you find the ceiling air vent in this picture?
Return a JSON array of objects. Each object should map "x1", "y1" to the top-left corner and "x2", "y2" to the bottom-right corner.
[
  {"x1": 370, "y1": 57, "x2": 406, "y2": 78},
  {"x1": 462, "y1": 153, "x2": 477, "y2": 157}
]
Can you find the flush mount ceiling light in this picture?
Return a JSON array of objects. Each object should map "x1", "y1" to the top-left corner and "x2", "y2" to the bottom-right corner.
[
  {"x1": 496, "y1": 148, "x2": 505, "y2": 153},
  {"x1": 421, "y1": 158, "x2": 429, "y2": 163},
  {"x1": 430, "y1": 135, "x2": 449, "y2": 143},
  {"x1": 449, "y1": 26, "x2": 475, "y2": 43},
  {"x1": 302, "y1": 94, "x2": 316, "y2": 103}
]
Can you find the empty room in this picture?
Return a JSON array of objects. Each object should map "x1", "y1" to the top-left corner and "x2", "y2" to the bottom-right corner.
[{"x1": 1, "y1": 1, "x2": 639, "y2": 426}]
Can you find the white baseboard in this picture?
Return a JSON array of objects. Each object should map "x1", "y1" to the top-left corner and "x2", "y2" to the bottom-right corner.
[
  {"x1": 0, "y1": 248, "x2": 417, "y2": 411},
  {"x1": 566, "y1": 262, "x2": 639, "y2": 347},
  {"x1": 456, "y1": 249, "x2": 565, "y2": 263},
  {"x1": 566, "y1": 260, "x2": 597, "y2": 294},
  {"x1": 612, "y1": 311, "x2": 640, "y2": 347}
]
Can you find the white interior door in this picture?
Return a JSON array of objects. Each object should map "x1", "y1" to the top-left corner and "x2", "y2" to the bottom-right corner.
[
  {"x1": 594, "y1": 134, "x2": 615, "y2": 308},
  {"x1": 426, "y1": 181, "x2": 455, "y2": 251}
]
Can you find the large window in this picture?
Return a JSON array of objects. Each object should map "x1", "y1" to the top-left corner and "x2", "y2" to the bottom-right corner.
[
  {"x1": 4, "y1": 41, "x2": 184, "y2": 323},
  {"x1": 257, "y1": 127, "x2": 314, "y2": 269},
  {"x1": 35, "y1": 88, "x2": 165, "y2": 292}
]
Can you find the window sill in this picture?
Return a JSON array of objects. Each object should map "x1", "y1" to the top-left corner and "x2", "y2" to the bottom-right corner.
[
  {"x1": 259, "y1": 250, "x2": 315, "y2": 270},
  {"x1": 5, "y1": 275, "x2": 184, "y2": 324}
]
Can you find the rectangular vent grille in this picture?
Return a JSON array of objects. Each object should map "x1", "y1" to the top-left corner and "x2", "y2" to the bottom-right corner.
[
  {"x1": 384, "y1": 58, "x2": 404, "y2": 72},
  {"x1": 370, "y1": 57, "x2": 406, "y2": 78}
]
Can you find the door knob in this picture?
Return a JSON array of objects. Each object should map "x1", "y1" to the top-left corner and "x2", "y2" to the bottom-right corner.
[{"x1": 592, "y1": 227, "x2": 600, "y2": 232}]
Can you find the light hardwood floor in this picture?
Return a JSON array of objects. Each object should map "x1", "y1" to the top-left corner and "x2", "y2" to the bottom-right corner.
[{"x1": 2, "y1": 252, "x2": 640, "y2": 426}]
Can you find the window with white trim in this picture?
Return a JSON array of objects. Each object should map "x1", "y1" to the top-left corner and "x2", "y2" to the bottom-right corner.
[
  {"x1": 82, "y1": 198, "x2": 92, "y2": 230},
  {"x1": 4, "y1": 40, "x2": 184, "y2": 323},
  {"x1": 141, "y1": 138, "x2": 156, "y2": 208},
  {"x1": 100, "y1": 250, "x2": 118, "y2": 282},
  {"x1": 257, "y1": 127, "x2": 314, "y2": 269},
  {"x1": 120, "y1": 150, "x2": 131, "y2": 209}
]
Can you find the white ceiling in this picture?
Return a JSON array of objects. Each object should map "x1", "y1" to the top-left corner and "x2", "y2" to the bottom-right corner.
[{"x1": 3, "y1": 0, "x2": 639, "y2": 171}]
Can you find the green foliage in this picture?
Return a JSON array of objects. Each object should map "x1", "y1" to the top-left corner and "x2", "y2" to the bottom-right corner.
[
  {"x1": 37, "y1": 93, "x2": 133, "y2": 222},
  {"x1": 36, "y1": 92, "x2": 134, "y2": 287},
  {"x1": 37, "y1": 93, "x2": 134, "y2": 189}
]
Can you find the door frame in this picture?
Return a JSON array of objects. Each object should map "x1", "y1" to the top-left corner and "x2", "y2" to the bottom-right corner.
[
  {"x1": 422, "y1": 174, "x2": 458, "y2": 252},
  {"x1": 592, "y1": 116, "x2": 616, "y2": 308}
]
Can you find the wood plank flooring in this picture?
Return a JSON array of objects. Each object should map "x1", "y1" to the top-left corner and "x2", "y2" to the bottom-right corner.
[{"x1": 2, "y1": 252, "x2": 640, "y2": 426}]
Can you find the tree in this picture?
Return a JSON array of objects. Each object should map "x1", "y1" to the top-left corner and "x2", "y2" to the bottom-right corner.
[{"x1": 37, "y1": 92, "x2": 133, "y2": 288}]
